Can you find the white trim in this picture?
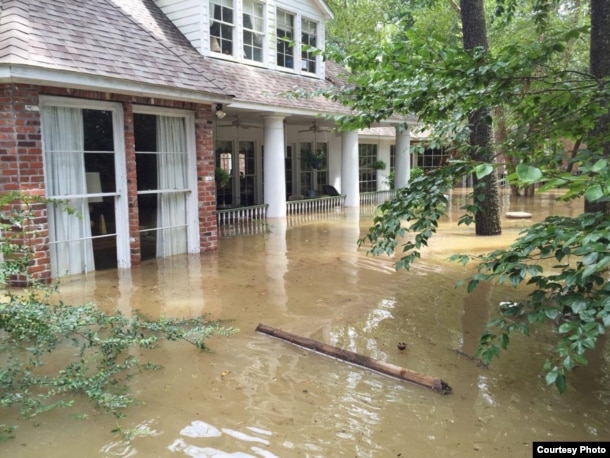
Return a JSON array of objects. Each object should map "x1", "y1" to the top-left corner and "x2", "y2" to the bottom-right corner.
[
  {"x1": 312, "y1": 0, "x2": 334, "y2": 19},
  {"x1": 2, "y1": 65, "x2": 232, "y2": 104},
  {"x1": 132, "y1": 105, "x2": 200, "y2": 255},
  {"x1": 38, "y1": 95, "x2": 131, "y2": 270}
]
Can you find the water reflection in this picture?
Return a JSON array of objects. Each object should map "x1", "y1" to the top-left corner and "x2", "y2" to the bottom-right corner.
[
  {"x1": 4, "y1": 190, "x2": 610, "y2": 458},
  {"x1": 168, "y1": 421, "x2": 277, "y2": 457}
]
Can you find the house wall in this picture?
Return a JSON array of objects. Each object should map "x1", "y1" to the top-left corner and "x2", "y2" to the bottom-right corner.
[
  {"x1": 0, "y1": 83, "x2": 217, "y2": 283},
  {"x1": 0, "y1": 84, "x2": 50, "y2": 285},
  {"x1": 156, "y1": 0, "x2": 327, "y2": 78},
  {"x1": 155, "y1": 0, "x2": 204, "y2": 51}
]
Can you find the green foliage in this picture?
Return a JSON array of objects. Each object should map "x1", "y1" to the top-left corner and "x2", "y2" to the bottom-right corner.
[
  {"x1": 453, "y1": 210, "x2": 610, "y2": 393},
  {"x1": 0, "y1": 192, "x2": 237, "y2": 440},
  {"x1": 372, "y1": 159, "x2": 387, "y2": 170},
  {"x1": 359, "y1": 162, "x2": 472, "y2": 270},
  {"x1": 301, "y1": 147, "x2": 325, "y2": 169},
  {"x1": 409, "y1": 167, "x2": 424, "y2": 181},
  {"x1": 337, "y1": 1, "x2": 610, "y2": 392},
  {"x1": 215, "y1": 167, "x2": 231, "y2": 188}
]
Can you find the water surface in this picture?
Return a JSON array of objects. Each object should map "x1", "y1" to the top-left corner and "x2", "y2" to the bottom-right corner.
[{"x1": 2, "y1": 189, "x2": 609, "y2": 457}]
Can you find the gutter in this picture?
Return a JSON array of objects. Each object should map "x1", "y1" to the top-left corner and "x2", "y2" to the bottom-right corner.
[{"x1": 0, "y1": 64, "x2": 234, "y2": 105}]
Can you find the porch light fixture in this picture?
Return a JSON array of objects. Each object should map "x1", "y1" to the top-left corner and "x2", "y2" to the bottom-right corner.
[{"x1": 215, "y1": 103, "x2": 227, "y2": 119}]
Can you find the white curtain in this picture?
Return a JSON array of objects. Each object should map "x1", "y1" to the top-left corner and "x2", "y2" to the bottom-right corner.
[
  {"x1": 42, "y1": 106, "x2": 94, "y2": 276},
  {"x1": 156, "y1": 116, "x2": 188, "y2": 257}
]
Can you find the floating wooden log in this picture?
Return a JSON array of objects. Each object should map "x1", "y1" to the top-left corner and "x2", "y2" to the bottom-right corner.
[{"x1": 256, "y1": 323, "x2": 452, "y2": 395}]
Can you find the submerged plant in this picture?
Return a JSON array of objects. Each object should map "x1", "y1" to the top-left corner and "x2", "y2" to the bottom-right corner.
[{"x1": 0, "y1": 192, "x2": 237, "y2": 441}]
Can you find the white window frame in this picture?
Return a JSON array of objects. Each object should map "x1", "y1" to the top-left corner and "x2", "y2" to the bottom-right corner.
[
  {"x1": 276, "y1": 9, "x2": 295, "y2": 71},
  {"x1": 241, "y1": 0, "x2": 266, "y2": 64},
  {"x1": 132, "y1": 105, "x2": 200, "y2": 255},
  {"x1": 39, "y1": 95, "x2": 130, "y2": 270},
  {"x1": 209, "y1": 0, "x2": 236, "y2": 57},
  {"x1": 300, "y1": 17, "x2": 318, "y2": 74}
]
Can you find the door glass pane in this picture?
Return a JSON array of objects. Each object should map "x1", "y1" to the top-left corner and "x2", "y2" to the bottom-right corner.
[
  {"x1": 134, "y1": 113, "x2": 189, "y2": 260},
  {"x1": 44, "y1": 107, "x2": 118, "y2": 275},
  {"x1": 239, "y1": 141, "x2": 256, "y2": 206},
  {"x1": 215, "y1": 140, "x2": 233, "y2": 207},
  {"x1": 359, "y1": 144, "x2": 377, "y2": 192}
]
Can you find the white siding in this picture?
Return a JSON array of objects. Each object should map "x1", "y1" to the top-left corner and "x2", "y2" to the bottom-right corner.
[
  {"x1": 154, "y1": 0, "x2": 330, "y2": 77},
  {"x1": 276, "y1": 0, "x2": 326, "y2": 20},
  {"x1": 154, "y1": 0, "x2": 204, "y2": 52}
]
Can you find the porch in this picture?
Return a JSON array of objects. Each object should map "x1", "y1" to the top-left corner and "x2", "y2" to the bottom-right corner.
[{"x1": 216, "y1": 190, "x2": 397, "y2": 237}]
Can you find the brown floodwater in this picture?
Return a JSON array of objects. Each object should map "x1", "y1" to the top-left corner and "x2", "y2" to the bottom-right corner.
[{"x1": 2, "y1": 189, "x2": 609, "y2": 457}]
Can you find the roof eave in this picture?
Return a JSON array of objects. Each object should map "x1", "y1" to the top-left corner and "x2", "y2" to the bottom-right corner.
[
  {"x1": 314, "y1": 0, "x2": 334, "y2": 19},
  {"x1": 0, "y1": 64, "x2": 234, "y2": 105}
]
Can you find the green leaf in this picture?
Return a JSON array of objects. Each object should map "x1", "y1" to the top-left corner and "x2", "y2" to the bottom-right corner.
[
  {"x1": 545, "y1": 368, "x2": 558, "y2": 385},
  {"x1": 555, "y1": 374, "x2": 567, "y2": 393},
  {"x1": 515, "y1": 164, "x2": 542, "y2": 183},
  {"x1": 474, "y1": 163, "x2": 494, "y2": 179},
  {"x1": 584, "y1": 184, "x2": 604, "y2": 202},
  {"x1": 591, "y1": 159, "x2": 607, "y2": 172},
  {"x1": 571, "y1": 301, "x2": 587, "y2": 314}
]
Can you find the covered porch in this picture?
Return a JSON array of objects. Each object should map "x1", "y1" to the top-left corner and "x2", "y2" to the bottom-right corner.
[
  {"x1": 212, "y1": 105, "x2": 417, "y2": 219},
  {"x1": 216, "y1": 189, "x2": 396, "y2": 237}
]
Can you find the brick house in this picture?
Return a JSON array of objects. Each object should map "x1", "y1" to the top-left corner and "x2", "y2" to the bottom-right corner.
[{"x1": 0, "y1": 0, "x2": 418, "y2": 281}]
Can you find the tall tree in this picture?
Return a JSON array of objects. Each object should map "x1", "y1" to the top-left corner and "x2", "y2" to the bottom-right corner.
[
  {"x1": 325, "y1": 0, "x2": 610, "y2": 391},
  {"x1": 459, "y1": 0, "x2": 502, "y2": 235},
  {"x1": 585, "y1": 0, "x2": 610, "y2": 214}
]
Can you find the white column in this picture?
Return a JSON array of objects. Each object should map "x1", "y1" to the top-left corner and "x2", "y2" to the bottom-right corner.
[
  {"x1": 341, "y1": 130, "x2": 359, "y2": 207},
  {"x1": 263, "y1": 115, "x2": 286, "y2": 217},
  {"x1": 394, "y1": 123, "x2": 411, "y2": 189}
]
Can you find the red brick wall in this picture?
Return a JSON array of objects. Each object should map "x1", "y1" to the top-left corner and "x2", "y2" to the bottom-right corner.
[
  {"x1": 0, "y1": 83, "x2": 218, "y2": 283},
  {"x1": 196, "y1": 106, "x2": 218, "y2": 252},
  {"x1": 123, "y1": 101, "x2": 142, "y2": 265},
  {"x1": 0, "y1": 84, "x2": 51, "y2": 284}
]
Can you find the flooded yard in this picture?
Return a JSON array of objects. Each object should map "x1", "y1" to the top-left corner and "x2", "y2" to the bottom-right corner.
[{"x1": 2, "y1": 190, "x2": 609, "y2": 457}]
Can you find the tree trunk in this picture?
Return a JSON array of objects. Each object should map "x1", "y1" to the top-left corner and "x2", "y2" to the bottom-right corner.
[
  {"x1": 460, "y1": 0, "x2": 502, "y2": 235},
  {"x1": 586, "y1": 0, "x2": 610, "y2": 214}
]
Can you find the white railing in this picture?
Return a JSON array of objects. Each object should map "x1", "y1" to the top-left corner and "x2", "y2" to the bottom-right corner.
[
  {"x1": 286, "y1": 194, "x2": 346, "y2": 215},
  {"x1": 360, "y1": 190, "x2": 396, "y2": 207},
  {"x1": 216, "y1": 204, "x2": 269, "y2": 237}
]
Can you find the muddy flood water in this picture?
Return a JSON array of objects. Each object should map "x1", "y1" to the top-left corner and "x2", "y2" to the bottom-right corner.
[{"x1": 2, "y1": 190, "x2": 609, "y2": 457}]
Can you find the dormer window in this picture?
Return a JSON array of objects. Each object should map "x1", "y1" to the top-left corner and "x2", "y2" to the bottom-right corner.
[
  {"x1": 201, "y1": 1, "x2": 325, "y2": 77},
  {"x1": 243, "y1": 0, "x2": 264, "y2": 62},
  {"x1": 276, "y1": 10, "x2": 294, "y2": 69},
  {"x1": 301, "y1": 18, "x2": 317, "y2": 73},
  {"x1": 210, "y1": 0, "x2": 234, "y2": 55}
]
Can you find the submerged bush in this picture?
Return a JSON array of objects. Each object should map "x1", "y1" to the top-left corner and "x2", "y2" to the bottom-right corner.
[{"x1": 0, "y1": 192, "x2": 237, "y2": 441}]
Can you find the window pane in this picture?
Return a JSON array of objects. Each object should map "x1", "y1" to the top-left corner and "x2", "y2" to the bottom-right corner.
[
  {"x1": 417, "y1": 147, "x2": 447, "y2": 172},
  {"x1": 216, "y1": 140, "x2": 233, "y2": 206},
  {"x1": 301, "y1": 18, "x2": 317, "y2": 73},
  {"x1": 243, "y1": 0, "x2": 264, "y2": 62},
  {"x1": 43, "y1": 106, "x2": 118, "y2": 276},
  {"x1": 134, "y1": 114, "x2": 189, "y2": 258},
  {"x1": 277, "y1": 10, "x2": 294, "y2": 68},
  {"x1": 359, "y1": 144, "x2": 378, "y2": 192},
  {"x1": 210, "y1": 0, "x2": 234, "y2": 55},
  {"x1": 239, "y1": 141, "x2": 255, "y2": 206}
]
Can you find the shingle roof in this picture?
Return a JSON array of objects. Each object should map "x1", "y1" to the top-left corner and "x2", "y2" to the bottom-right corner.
[
  {"x1": 0, "y1": 0, "x2": 351, "y2": 115},
  {"x1": 0, "y1": 0, "x2": 228, "y2": 96}
]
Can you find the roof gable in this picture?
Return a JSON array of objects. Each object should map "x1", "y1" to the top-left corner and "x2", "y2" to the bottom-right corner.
[
  {"x1": 0, "y1": 0, "x2": 355, "y2": 117},
  {"x1": 312, "y1": 0, "x2": 334, "y2": 19},
  {"x1": 0, "y1": 0, "x2": 229, "y2": 98}
]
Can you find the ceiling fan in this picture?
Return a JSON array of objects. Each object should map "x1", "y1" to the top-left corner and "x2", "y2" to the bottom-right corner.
[
  {"x1": 218, "y1": 117, "x2": 258, "y2": 129},
  {"x1": 299, "y1": 121, "x2": 333, "y2": 133}
]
